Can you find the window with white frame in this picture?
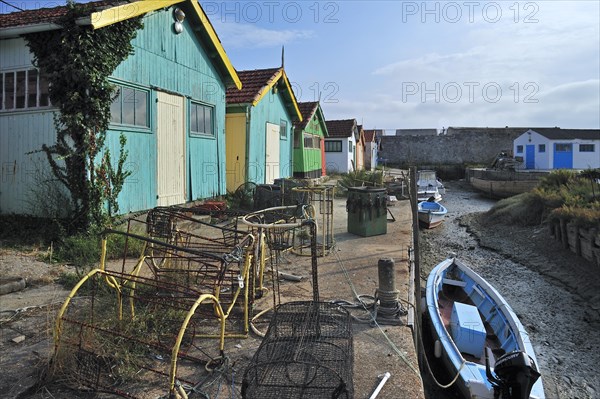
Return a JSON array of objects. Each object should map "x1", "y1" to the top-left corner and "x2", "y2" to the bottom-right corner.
[
  {"x1": 579, "y1": 144, "x2": 595, "y2": 152},
  {"x1": 280, "y1": 119, "x2": 288, "y2": 139},
  {"x1": 303, "y1": 133, "x2": 321, "y2": 149},
  {"x1": 1, "y1": 68, "x2": 51, "y2": 111},
  {"x1": 516, "y1": 145, "x2": 523, "y2": 153},
  {"x1": 190, "y1": 102, "x2": 213, "y2": 136},
  {"x1": 538, "y1": 144, "x2": 545, "y2": 153},
  {"x1": 110, "y1": 85, "x2": 149, "y2": 128}
]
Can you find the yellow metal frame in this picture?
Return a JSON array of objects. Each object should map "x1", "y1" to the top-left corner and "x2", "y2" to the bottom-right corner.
[{"x1": 168, "y1": 293, "x2": 225, "y2": 397}]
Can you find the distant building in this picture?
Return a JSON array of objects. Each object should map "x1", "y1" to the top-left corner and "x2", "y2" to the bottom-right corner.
[
  {"x1": 445, "y1": 127, "x2": 530, "y2": 137},
  {"x1": 395, "y1": 128, "x2": 438, "y2": 136},
  {"x1": 513, "y1": 128, "x2": 600, "y2": 170},
  {"x1": 363, "y1": 129, "x2": 380, "y2": 170},
  {"x1": 324, "y1": 119, "x2": 358, "y2": 173}
]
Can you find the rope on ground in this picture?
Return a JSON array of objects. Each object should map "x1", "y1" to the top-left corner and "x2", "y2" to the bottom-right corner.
[{"x1": 332, "y1": 250, "x2": 421, "y2": 377}]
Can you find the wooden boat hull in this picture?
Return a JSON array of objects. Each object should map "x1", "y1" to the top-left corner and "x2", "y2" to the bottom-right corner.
[
  {"x1": 425, "y1": 258, "x2": 545, "y2": 399},
  {"x1": 466, "y1": 168, "x2": 549, "y2": 199},
  {"x1": 470, "y1": 177, "x2": 540, "y2": 199},
  {"x1": 418, "y1": 202, "x2": 447, "y2": 229}
]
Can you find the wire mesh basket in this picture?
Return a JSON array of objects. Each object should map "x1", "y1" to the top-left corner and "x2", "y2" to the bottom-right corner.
[{"x1": 242, "y1": 301, "x2": 353, "y2": 399}]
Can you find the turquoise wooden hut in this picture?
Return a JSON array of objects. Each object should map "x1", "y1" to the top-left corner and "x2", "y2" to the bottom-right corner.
[
  {"x1": 225, "y1": 67, "x2": 302, "y2": 191},
  {"x1": 0, "y1": 0, "x2": 241, "y2": 215},
  {"x1": 293, "y1": 101, "x2": 329, "y2": 178}
]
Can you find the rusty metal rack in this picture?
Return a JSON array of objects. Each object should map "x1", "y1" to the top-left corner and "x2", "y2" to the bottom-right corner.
[
  {"x1": 51, "y1": 206, "x2": 261, "y2": 399},
  {"x1": 241, "y1": 207, "x2": 353, "y2": 399},
  {"x1": 53, "y1": 267, "x2": 229, "y2": 399},
  {"x1": 242, "y1": 301, "x2": 354, "y2": 399},
  {"x1": 291, "y1": 185, "x2": 335, "y2": 257},
  {"x1": 241, "y1": 205, "x2": 310, "y2": 307}
]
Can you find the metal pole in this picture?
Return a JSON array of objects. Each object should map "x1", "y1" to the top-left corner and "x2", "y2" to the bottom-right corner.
[{"x1": 410, "y1": 167, "x2": 423, "y2": 361}]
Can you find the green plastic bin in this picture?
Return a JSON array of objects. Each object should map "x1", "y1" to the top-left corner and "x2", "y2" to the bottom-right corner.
[{"x1": 346, "y1": 186, "x2": 387, "y2": 237}]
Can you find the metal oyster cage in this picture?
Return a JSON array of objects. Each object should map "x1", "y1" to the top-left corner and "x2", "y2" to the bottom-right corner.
[{"x1": 242, "y1": 301, "x2": 354, "y2": 399}]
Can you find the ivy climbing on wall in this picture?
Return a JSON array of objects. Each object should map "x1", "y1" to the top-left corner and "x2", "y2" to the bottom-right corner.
[{"x1": 25, "y1": 1, "x2": 144, "y2": 231}]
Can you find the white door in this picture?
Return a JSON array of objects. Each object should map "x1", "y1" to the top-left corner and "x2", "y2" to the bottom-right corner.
[
  {"x1": 265, "y1": 122, "x2": 280, "y2": 184},
  {"x1": 156, "y1": 91, "x2": 186, "y2": 206}
]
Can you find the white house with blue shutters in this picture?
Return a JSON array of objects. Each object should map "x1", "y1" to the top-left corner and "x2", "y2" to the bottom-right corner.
[{"x1": 513, "y1": 128, "x2": 600, "y2": 170}]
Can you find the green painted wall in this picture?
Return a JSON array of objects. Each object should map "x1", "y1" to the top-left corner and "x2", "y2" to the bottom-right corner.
[{"x1": 293, "y1": 110, "x2": 326, "y2": 176}]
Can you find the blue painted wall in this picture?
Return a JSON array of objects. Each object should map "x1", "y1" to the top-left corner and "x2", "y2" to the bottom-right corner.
[
  {"x1": 246, "y1": 89, "x2": 295, "y2": 184},
  {"x1": 108, "y1": 6, "x2": 228, "y2": 212}
]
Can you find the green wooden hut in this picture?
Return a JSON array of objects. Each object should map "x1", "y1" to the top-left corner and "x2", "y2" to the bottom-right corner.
[{"x1": 293, "y1": 101, "x2": 329, "y2": 178}]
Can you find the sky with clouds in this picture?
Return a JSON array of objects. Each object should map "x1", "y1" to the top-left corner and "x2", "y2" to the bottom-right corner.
[
  {"x1": 207, "y1": 0, "x2": 600, "y2": 131},
  {"x1": 3, "y1": 0, "x2": 598, "y2": 131}
]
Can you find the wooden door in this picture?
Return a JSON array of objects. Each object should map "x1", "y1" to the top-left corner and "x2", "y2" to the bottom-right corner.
[
  {"x1": 156, "y1": 91, "x2": 186, "y2": 206},
  {"x1": 265, "y1": 122, "x2": 280, "y2": 184}
]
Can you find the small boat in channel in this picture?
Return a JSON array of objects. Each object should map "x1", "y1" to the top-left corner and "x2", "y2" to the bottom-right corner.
[
  {"x1": 417, "y1": 170, "x2": 445, "y2": 202},
  {"x1": 425, "y1": 257, "x2": 545, "y2": 399},
  {"x1": 418, "y1": 201, "x2": 448, "y2": 229}
]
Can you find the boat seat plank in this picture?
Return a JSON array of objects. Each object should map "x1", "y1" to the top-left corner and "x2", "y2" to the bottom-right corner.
[{"x1": 442, "y1": 278, "x2": 467, "y2": 287}]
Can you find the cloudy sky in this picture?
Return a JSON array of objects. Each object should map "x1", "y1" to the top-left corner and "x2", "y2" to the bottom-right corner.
[
  {"x1": 208, "y1": 1, "x2": 599, "y2": 131},
  {"x1": 4, "y1": 0, "x2": 599, "y2": 131}
]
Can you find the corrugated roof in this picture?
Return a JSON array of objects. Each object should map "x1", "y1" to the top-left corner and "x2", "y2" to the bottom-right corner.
[
  {"x1": 0, "y1": 1, "x2": 115, "y2": 28},
  {"x1": 226, "y1": 67, "x2": 302, "y2": 121},
  {"x1": 0, "y1": 0, "x2": 242, "y2": 89},
  {"x1": 296, "y1": 101, "x2": 318, "y2": 129},
  {"x1": 325, "y1": 119, "x2": 356, "y2": 138},
  {"x1": 226, "y1": 68, "x2": 281, "y2": 104},
  {"x1": 363, "y1": 130, "x2": 377, "y2": 142},
  {"x1": 530, "y1": 128, "x2": 600, "y2": 141}
]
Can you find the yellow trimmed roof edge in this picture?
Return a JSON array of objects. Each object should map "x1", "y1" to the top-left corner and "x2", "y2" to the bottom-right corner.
[
  {"x1": 90, "y1": 0, "x2": 183, "y2": 29},
  {"x1": 90, "y1": 0, "x2": 241, "y2": 90},
  {"x1": 252, "y1": 69, "x2": 302, "y2": 122},
  {"x1": 252, "y1": 69, "x2": 283, "y2": 106},
  {"x1": 281, "y1": 70, "x2": 303, "y2": 122},
  {"x1": 189, "y1": 0, "x2": 242, "y2": 90}
]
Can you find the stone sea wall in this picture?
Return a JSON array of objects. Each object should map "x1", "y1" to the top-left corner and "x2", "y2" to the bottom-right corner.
[{"x1": 549, "y1": 220, "x2": 600, "y2": 267}]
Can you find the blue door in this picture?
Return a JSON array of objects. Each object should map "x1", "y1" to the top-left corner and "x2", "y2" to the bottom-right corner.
[
  {"x1": 553, "y1": 143, "x2": 573, "y2": 169},
  {"x1": 525, "y1": 145, "x2": 535, "y2": 169}
]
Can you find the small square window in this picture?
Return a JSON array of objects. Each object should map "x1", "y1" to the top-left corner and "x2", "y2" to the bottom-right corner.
[
  {"x1": 516, "y1": 145, "x2": 523, "y2": 153},
  {"x1": 280, "y1": 119, "x2": 288, "y2": 139},
  {"x1": 190, "y1": 102, "x2": 214, "y2": 136},
  {"x1": 538, "y1": 144, "x2": 545, "y2": 153}
]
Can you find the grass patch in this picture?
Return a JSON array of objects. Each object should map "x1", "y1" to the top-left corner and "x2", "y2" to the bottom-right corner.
[
  {"x1": 483, "y1": 169, "x2": 600, "y2": 227},
  {"x1": 48, "y1": 229, "x2": 145, "y2": 272},
  {"x1": 0, "y1": 215, "x2": 66, "y2": 247},
  {"x1": 483, "y1": 192, "x2": 546, "y2": 226}
]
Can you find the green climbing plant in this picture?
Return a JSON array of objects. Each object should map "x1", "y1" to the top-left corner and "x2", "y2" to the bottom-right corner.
[{"x1": 25, "y1": 1, "x2": 143, "y2": 231}]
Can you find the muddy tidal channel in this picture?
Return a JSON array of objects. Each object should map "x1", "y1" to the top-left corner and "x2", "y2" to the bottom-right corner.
[{"x1": 418, "y1": 180, "x2": 599, "y2": 399}]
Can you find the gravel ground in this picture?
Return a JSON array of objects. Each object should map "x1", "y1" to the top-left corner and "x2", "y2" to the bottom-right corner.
[{"x1": 419, "y1": 180, "x2": 600, "y2": 399}]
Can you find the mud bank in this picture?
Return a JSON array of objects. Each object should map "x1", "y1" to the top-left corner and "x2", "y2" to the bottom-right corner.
[{"x1": 419, "y1": 180, "x2": 599, "y2": 399}]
